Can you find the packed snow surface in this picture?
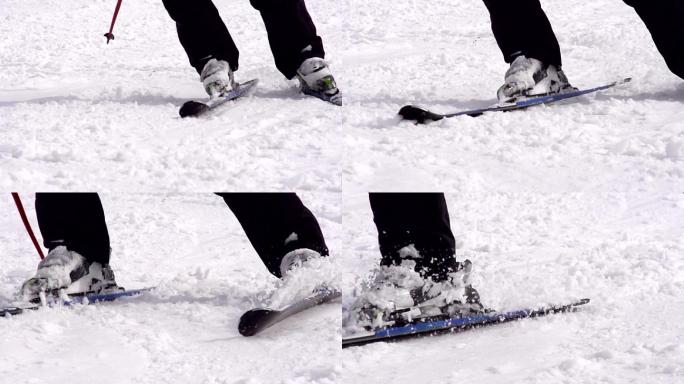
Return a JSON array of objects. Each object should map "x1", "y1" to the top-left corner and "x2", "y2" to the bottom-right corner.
[{"x1": 0, "y1": 0, "x2": 345, "y2": 191}]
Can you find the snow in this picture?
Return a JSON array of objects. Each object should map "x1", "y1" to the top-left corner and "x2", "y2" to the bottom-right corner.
[
  {"x1": 0, "y1": 0, "x2": 344, "y2": 191},
  {"x1": 1, "y1": 0, "x2": 683, "y2": 383}
]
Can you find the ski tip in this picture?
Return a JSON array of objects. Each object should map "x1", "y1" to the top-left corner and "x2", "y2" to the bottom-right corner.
[
  {"x1": 238, "y1": 308, "x2": 276, "y2": 337},
  {"x1": 398, "y1": 105, "x2": 443, "y2": 123},
  {"x1": 179, "y1": 100, "x2": 209, "y2": 118}
]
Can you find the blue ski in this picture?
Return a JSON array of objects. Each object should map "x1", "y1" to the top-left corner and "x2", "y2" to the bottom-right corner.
[
  {"x1": 0, "y1": 287, "x2": 154, "y2": 317},
  {"x1": 179, "y1": 79, "x2": 259, "y2": 118},
  {"x1": 342, "y1": 298, "x2": 589, "y2": 348},
  {"x1": 399, "y1": 78, "x2": 631, "y2": 123}
]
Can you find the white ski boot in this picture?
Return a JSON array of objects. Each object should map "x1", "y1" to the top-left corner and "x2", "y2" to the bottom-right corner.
[
  {"x1": 344, "y1": 251, "x2": 484, "y2": 333},
  {"x1": 268, "y1": 248, "x2": 339, "y2": 309},
  {"x1": 296, "y1": 57, "x2": 342, "y2": 106},
  {"x1": 497, "y1": 55, "x2": 576, "y2": 102},
  {"x1": 200, "y1": 58, "x2": 236, "y2": 98},
  {"x1": 21, "y1": 245, "x2": 120, "y2": 304}
]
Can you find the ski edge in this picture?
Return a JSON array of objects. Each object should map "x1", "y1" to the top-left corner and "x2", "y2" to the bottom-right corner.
[
  {"x1": 1, "y1": 287, "x2": 155, "y2": 318},
  {"x1": 342, "y1": 298, "x2": 590, "y2": 348}
]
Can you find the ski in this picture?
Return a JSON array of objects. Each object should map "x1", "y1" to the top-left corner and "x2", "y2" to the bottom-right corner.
[
  {"x1": 238, "y1": 285, "x2": 341, "y2": 336},
  {"x1": 399, "y1": 78, "x2": 632, "y2": 123},
  {"x1": 179, "y1": 78, "x2": 259, "y2": 118},
  {"x1": 301, "y1": 87, "x2": 343, "y2": 106},
  {"x1": 342, "y1": 298, "x2": 590, "y2": 348},
  {"x1": 0, "y1": 287, "x2": 154, "y2": 317}
]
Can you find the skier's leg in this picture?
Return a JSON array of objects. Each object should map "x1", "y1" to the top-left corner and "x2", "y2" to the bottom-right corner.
[
  {"x1": 344, "y1": 193, "x2": 481, "y2": 330},
  {"x1": 23, "y1": 193, "x2": 117, "y2": 300},
  {"x1": 482, "y1": 0, "x2": 573, "y2": 101},
  {"x1": 249, "y1": 0, "x2": 324, "y2": 79},
  {"x1": 482, "y1": 0, "x2": 561, "y2": 66},
  {"x1": 35, "y1": 193, "x2": 110, "y2": 265},
  {"x1": 369, "y1": 193, "x2": 456, "y2": 282},
  {"x1": 218, "y1": 193, "x2": 329, "y2": 278},
  {"x1": 162, "y1": 0, "x2": 240, "y2": 74},
  {"x1": 623, "y1": 0, "x2": 684, "y2": 79},
  {"x1": 250, "y1": 0, "x2": 340, "y2": 103}
]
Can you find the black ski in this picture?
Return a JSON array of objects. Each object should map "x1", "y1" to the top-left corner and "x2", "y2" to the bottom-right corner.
[
  {"x1": 342, "y1": 298, "x2": 589, "y2": 348},
  {"x1": 179, "y1": 79, "x2": 259, "y2": 118},
  {"x1": 399, "y1": 78, "x2": 631, "y2": 123},
  {"x1": 238, "y1": 285, "x2": 340, "y2": 336}
]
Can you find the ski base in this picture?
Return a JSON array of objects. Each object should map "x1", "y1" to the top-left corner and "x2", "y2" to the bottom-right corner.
[
  {"x1": 179, "y1": 78, "x2": 259, "y2": 118},
  {"x1": 0, "y1": 287, "x2": 154, "y2": 317},
  {"x1": 399, "y1": 78, "x2": 632, "y2": 123},
  {"x1": 342, "y1": 298, "x2": 590, "y2": 348},
  {"x1": 239, "y1": 285, "x2": 341, "y2": 336}
]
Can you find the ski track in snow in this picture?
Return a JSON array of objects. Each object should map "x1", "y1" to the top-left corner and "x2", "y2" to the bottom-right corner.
[
  {"x1": 1, "y1": 0, "x2": 683, "y2": 383},
  {"x1": 0, "y1": 193, "x2": 341, "y2": 384}
]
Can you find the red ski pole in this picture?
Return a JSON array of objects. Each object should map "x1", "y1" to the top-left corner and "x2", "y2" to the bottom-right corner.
[
  {"x1": 11, "y1": 193, "x2": 45, "y2": 260},
  {"x1": 104, "y1": 0, "x2": 124, "y2": 44}
]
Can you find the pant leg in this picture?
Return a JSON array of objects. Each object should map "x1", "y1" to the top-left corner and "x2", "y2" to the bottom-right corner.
[
  {"x1": 250, "y1": 0, "x2": 325, "y2": 79},
  {"x1": 623, "y1": 0, "x2": 684, "y2": 79},
  {"x1": 482, "y1": 0, "x2": 562, "y2": 66},
  {"x1": 35, "y1": 193, "x2": 111, "y2": 265},
  {"x1": 218, "y1": 193, "x2": 328, "y2": 278},
  {"x1": 162, "y1": 0, "x2": 240, "y2": 74},
  {"x1": 369, "y1": 193, "x2": 457, "y2": 282}
]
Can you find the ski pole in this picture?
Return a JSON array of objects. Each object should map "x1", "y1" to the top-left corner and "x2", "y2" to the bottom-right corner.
[
  {"x1": 11, "y1": 193, "x2": 45, "y2": 260},
  {"x1": 104, "y1": 0, "x2": 124, "y2": 44}
]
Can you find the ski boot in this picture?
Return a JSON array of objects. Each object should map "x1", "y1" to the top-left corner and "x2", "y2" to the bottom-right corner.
[
  {"x1": 344, "y1": 249, "x2": 485, "y2": 333},
  {"x1": 200, "y1": 58, "x2": 236, "y2": 99},
  {"x1": 268, "y1": 248, "x2": 339, "y2": 309},
  {"x1": 497, "y1": 55, "x2": 576, "y2": 103},
  {"x1": 296, "y1": 58, "x2": 342, "y2": 106},
  {"x1": 20, "y1": 245, "x2": 121, "y2": 305}
]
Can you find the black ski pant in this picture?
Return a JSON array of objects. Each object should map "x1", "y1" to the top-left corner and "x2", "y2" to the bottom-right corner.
[
  {"x1": 34, "y1": 193, "x2": 327, "y2": 279},
  {"x1": 218, "y1": 193, "x2": 328, "y2": 278},
  {"x1": 162, "y1": 0, "x2": 325, "y2": 79},
  {"x1": 369, "y1": 193, "x2": 457, "y2": 282},
  {"x1": 623, "y1": 0, "x2": 684, "y2": 79},
  {"x1": 482, "y1": 0, "x2": 562, "y2": 67},
  {"x1": 35, "y1": 193, "x2": 111, "y2": 265},
  {"x1": 483, "y1": 0, "x2": 684, "y2": 79}
]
